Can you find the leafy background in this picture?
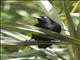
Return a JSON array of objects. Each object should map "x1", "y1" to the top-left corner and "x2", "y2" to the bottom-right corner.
[{"x1": 0, "y1": 0, "x2": 80, "y2": 60}]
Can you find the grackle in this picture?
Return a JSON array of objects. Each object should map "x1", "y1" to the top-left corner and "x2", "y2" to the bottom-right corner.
[{"x1": 32, "y1": 16, "x2": 61, "y2": 48}]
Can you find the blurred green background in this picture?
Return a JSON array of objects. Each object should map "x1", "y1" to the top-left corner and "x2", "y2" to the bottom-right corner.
[{"x1": 1, "y1": 0, "x2": 80, "y2": 60}]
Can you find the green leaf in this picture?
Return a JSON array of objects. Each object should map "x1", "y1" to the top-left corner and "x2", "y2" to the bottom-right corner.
[
  {"x1": 62, "y1": 1, "x2": 75, "y2": 37},
  {"x1": 1, "y1": 22, "x2": 80, "y2": 45}
]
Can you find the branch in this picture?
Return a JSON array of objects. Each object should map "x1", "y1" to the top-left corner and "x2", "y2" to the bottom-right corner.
[{"x1": 0, "y1": 39, "x2": 70, "y2": 45}]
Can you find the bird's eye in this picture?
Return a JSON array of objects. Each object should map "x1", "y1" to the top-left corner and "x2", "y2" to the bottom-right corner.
[{"x1": 44, "y1": 16, "x2": 47, "y2": 18}]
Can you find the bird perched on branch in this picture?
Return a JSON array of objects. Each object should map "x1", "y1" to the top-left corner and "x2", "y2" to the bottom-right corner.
[{"x1": 32, "y1": 16, "x2": 61, "y2": 48}]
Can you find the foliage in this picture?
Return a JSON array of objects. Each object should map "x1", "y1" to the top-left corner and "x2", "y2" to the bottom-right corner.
[{"x1": 0, "y1": 0, "x2": 80, "y2": 60}]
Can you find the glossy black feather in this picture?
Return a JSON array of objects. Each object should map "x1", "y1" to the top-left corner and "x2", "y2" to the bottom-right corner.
[{"x1": 32, "y1": 16, "x2": 61, "y2": 48}]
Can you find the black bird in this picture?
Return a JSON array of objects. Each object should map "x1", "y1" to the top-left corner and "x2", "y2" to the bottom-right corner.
[{"x1": 32, "y1": 16, "x2": 61, "y2": 48}]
